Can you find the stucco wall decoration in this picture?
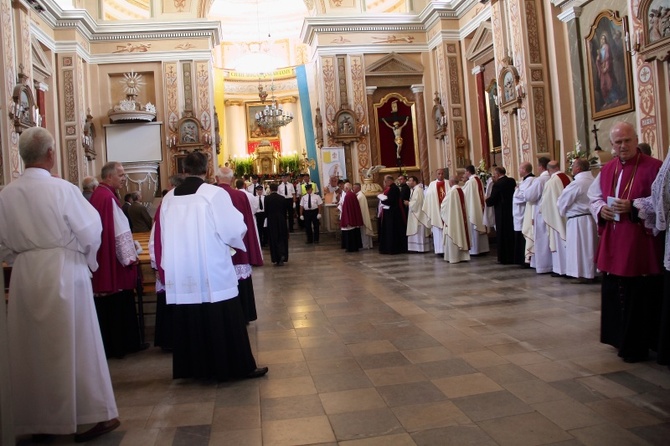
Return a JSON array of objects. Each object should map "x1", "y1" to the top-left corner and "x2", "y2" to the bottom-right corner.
[
  {"x1": 350, "y1": 55, "x2": 371, "y2": 172},
  {"x1": 633, "y1": 0, "x2": 666, "y2": 157},
  {"x1": 321, "y1": 56, "x2": 337, "y2": 146},
  {"x1": 196, "y1": 61, "x2": 212, "y2": 133},
  {"x1": 435, "y1": 44, "x2": 452, "y2": 170},
  {"x1": 164, "y1": 62, "x2": 180, "y2": 141}
]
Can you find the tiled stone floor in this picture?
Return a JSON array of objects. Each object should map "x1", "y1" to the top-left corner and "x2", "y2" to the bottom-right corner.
[{"x1": 20, "y1": 234, "x2": 670, "y2": 445}]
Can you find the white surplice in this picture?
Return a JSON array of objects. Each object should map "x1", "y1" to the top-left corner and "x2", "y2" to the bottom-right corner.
[
  {"x1": 357, "y1": 191, "x2": 374, "y2": 249},
  {"x1": 483, "y1": 177, "x2": 496, "y2": 230},
  {"x1": 423, "y1": 179, "x2": 447, "y2": 254},
  {"x1": 558, "y1": 170, "x2": 597, "y2": 279},
  {"x1": 406, "y1": 185, "x2": 431, "y2": 252},
  {"x1": 440, "y1": 185, "x2": 471, "y2": 264},
  {"x1": 462, "y1": 175, "x2": 489, "y2": 255},
  {"x1": 523, "y1": 170, "x2": 552, "y2": 273},
  {"x1": 160, "y1": 184, "x2": 246, "y2": 304},
  {"x1": 541, "y1": 173, "x2": 569, "y2": 275},
  {"x1": 0, "y1": 168, "x2": 117, "y2": 435}
]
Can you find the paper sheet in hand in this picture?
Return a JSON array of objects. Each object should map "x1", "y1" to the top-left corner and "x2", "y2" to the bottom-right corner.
[{"x1": 607, "y1": 196, "x2": 620, "y2": 222}]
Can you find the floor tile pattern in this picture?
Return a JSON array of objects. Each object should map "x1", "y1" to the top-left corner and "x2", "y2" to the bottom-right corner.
[{"x1": 17, "y1": 234, "x2": 670, "y2": 445}]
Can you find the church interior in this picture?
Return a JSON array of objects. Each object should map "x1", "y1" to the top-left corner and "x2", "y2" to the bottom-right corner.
[{"x1": 2, "y1": 0, "x2": 670, "y2": 444}]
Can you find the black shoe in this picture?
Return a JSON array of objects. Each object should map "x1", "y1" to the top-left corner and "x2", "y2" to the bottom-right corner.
[
  {"x1": 550, "y1": 273, "x2": 563, "y2": 277},
  {"x1": 74, "y1": 418, "x2": 120, "y2": 443},
  {"x1": 277, "y1": 261, "x2": 284, "y2": 266},
  {"x1": 247, "y1": 367, "x2": 269, "y2": 378},
  {"x1": 138, "y1": 342, "x2": 150, "y2": 351}
]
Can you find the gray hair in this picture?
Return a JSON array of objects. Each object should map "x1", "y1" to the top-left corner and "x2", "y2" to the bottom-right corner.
[
  {"x1": 101, "y1": 161, "x2": 121, "y2": 180},
  {"x1": 216, "y1": 166, "x2": 234, "y2": 183},
  {"x1": 82, "y1": 176, "x2": 99, "y2": 191},
  {"x1": 19, "y1": 127, "x2": 54, "y2": 165}
]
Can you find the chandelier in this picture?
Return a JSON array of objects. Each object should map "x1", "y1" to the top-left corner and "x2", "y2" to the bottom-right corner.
[{"x1": 255, "y1": 81, "x2": 293, "y2": 131}]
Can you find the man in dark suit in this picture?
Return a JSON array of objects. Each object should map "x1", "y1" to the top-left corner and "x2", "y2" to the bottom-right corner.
[
  {"x1": 485, "y1": 166, "x2": 516, "y2": 264},
  {"x1": 264, "y1": 183, "x2": 289, "y2": 266},
  {"x1": 397, "y1": 174, "x2": 410, "y2": 216},
  {"x1": 378, "y1": 175, "x2": 408, "y2": 254}
]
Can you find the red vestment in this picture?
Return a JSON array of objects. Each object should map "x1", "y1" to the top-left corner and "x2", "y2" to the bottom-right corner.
[
  {"x1": 340, "y1": 190, "x2": 364, "y2": 228},
  {"x1": 90, "y1": 183, "x2": 136, "y2": 292},
  {"x1": 596, "y1": 153, "x2": 664, "y2": 277},
  {"x1": 218, "y1": 184, "x2": 263, "y2": 266}
]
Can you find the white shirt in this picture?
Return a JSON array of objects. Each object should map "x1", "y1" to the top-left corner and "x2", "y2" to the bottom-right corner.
[
  {"x1": 300, "y1": 193, "x2": 323, "y2": 211},
  {"x1": 278, "y1": 181, "x2": 296, "y2": 199}
]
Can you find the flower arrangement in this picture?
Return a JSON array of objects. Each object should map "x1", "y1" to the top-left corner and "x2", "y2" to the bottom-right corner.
[
  {"x1": 566, "y1": 141, "x2": 598, "y2": 172},
  {"x1": 233, "y1": 156, "x2": 254, "y2": 177},
  {"x1": 475, "y1": 158, "x2": 491, "y2": 183},
  {"x1": 279, "y1": 153, "x2": 301, "y2": 174}
]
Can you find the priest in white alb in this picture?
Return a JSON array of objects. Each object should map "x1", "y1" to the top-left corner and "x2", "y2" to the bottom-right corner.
[
  {"x1": 522, "y1": 156, "x2": 552, "y2": 273},
  {"x1": 557, "y1": 158, "x2": 597, "y2": 281},
  {"x1": 541, "y1": 160, "x2": 571, "y2": 276},
  {"x1": 354, "y1": 183, "x2": 374, "y2": 249},
  {"x1": 423, "y1": 168, "x2": 448, "y2": 254},
  {"x1": 462, "y1": 165, "x2": 489, "y2": 255},
  {"x1": 0, "y1": 127, "x2": 119, "y2": 441},
  {"x1": 513, "y1": 162, "x2": 535, "y2": 266},
  {"x1": 440, "y1": 175, "x2": 471, "y2": 263},
  {"x1": 405, "y1": 175, "x2": 431, "y2": 252}
]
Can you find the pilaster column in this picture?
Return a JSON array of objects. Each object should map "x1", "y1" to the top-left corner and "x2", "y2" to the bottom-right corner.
[
  {"x1": 223, "y1": 100, "x2": 245, "y2": 158},
  {"x1": 411, "y1": 85, "x2": 430, "y2": 184},
  {"x1": 278, "y1": 97, "x2": 300, "y2": 154},
  {"x1": 472, "y1": 65, "x2": 490, "y2": 167},
  {"x1": 558, "y1": 7, "x2": 588, "y2": 152},
  {"x1": 58, "y1": 54, "x2": 84, "y2": 185}
]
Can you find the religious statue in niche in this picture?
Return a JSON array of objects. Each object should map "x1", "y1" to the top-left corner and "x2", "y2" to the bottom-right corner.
[
  {"x1": 83, "y1": 109, "x2": 96, "y2": 160},
  {"x1": 381, "y1": 114, "x2": 409, "y2": 159},
  {"x1": 374, "y1": 94, "x2": 416, "y2": 170}
]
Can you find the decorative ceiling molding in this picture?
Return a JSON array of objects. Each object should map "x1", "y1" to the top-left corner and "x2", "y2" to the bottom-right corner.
[{"x1": 35, "y1": 0, "x2": 222, "y2": 47}]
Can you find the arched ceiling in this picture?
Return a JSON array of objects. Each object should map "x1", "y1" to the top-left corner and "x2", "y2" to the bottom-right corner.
[{"x1": 208, "y1": 0, "x2": 308, "y2": 43}]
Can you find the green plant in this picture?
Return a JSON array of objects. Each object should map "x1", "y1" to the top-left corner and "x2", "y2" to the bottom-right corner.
[
  {"x1": 566, "y1": 141, "x2": 598, "y2": 172},
  {"x1": 234, "y1": 156, "x2": 254, "y2": 177}
]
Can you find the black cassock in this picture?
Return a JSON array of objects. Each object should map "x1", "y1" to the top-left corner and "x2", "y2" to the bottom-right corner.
[
  {"x1": 485, "y1": 175, "x2": 516, "y2": 264},
  {"x1": 264, "y1": 192, "x2": 289, "y2": 264},
  {"x1": 379, "y1": 183, "x2": 408, "y2": 254}
]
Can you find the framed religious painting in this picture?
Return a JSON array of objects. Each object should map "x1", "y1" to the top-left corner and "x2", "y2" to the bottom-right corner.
[
  {"x1": 585, "y1": 10, "x2": 634, "y2": 120},
  {"x1": 637, "y1": 0, "x2": 670, "y2": 60},
  {"x1": 485, "y1": 80, "x2": 502, "y2": 153},
  {"x1": 497, "y1": 65, "x2": 521, "y2": 114},
  {"x1": 175, "y1": 116, "x2": 203, "y2": 150},
  {"x1": 247, "y1": 103, "x2": 279, "y2": 140}
]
